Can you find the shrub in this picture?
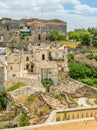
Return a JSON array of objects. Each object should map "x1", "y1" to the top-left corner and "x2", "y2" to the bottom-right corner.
[
  {"x1": 55, "y1": 94, "x2": 62, "y2": 100},
  {"x1": 19, "y1": 113, "x2": 29, "y2": 126},
  {"x1": 84, "y1": 94, "x2": 92, "y2": 98},
  {"x1": 41, "y1": 79, "x2": 54, "y2": 92},
  {"x1": 0, "y1": 90, "x2": 7, "y2": 110},
  {"x1": 94, "y1": 55, "x2": 97, "y2": 61},
  {"x1": 86, "y1": 53, "x2": 93, "y2": 60},
  {"x1": 43, "y1": 105, "x2": 50, "y2": 113},
  {"x1": 94, "y1": 99, "x2": 97, "y2": 104},
  {"x1": 69, "y1": 97, "x2": 78, "y2": 106},
  {"x1": 27, "y1": 95, "x2": 35, "y2": 102},
  {"x1": 67, "y1": 54, "x2": 74, "y2": 62},
  {"x1": 6, "y1": 82, "x2": 26, "y2": 92}
]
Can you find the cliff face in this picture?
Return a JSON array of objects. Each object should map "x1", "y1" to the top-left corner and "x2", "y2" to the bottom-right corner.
[
  {"x1": 0, "y1": 18, "x2": 67, "y2": 42},
  {"x1": 0, "y1": 18, "x2": 67, "y2": 32},
  {"x1": 21, "y1": 18, "x2": 67, "y2": 34}
]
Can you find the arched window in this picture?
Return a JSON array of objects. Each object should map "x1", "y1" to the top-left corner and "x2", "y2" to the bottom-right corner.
[{"x1": 42, "y1": 54, "x2": 45, "y2": 60}]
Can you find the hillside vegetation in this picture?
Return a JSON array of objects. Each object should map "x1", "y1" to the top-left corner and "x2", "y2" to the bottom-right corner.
[{"x1": 68, "y1": 61, "x2": 97, "y2": 88}]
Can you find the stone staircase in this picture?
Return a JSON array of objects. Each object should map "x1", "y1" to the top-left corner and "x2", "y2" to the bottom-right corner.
[{"x1": 41, "y1": 93, "x2": 66, "y2": 110}]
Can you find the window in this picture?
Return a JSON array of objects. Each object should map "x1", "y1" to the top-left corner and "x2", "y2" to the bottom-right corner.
[
  {"x1": 10, "y1": 66, "x2": 13, "y2": 70},
  {"x1": 7, "y1": 25, "x2": 9, "y2": 31},
  {"x1": 13, "y1": 74, "x2": 16, "y2": 77},
  {"x1": 5, "y1": 56, "x2": 7, "y2": 61},
  {"x1": 31, "y1": 64, "x2": 33, "y2": 72},
  {"x1": 38, "y1": 34, "x2": 41, "y2": 40},
  {"x1": 42, "y1": 54, "x2": 45, "y2": 60},
  {"x1": 26, "y1": 64, "x2": 29, "y2": 70},
  {"x1": 31, "y1": 64, "x2": 33, "y2": 69},
  {"x1": 26, "y1": 56, "x2": 29, "y2": 61}
]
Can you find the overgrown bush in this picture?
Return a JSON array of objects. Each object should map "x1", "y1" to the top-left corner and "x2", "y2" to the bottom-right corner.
[
  {"x1": 55, "y1": 94, "x2": 62, "y2": 100},
  {"x1": 6, "y1": 82, "x2": 26, "y2": 92},
  {"x1": 67, "y1": 54, "x2": 74, "y2": 62},
  {"x1": 94, "y1": 55, "x2": 97, "y2": 61},
  {"x1": 19, "y1": 113, "x2": 29, "y2": 126},
  {"x1": 94, "y1": 99, "x2": 97, "y2": 104},
  {"x1": 0, "y1": 90, "x2": 7, "y2": 110},
  {"x1": 69, "y1": 61, "x2": 97, "y2": 88},
  {"x1": 86, "y1": 53, "x2": 93, "y2": 60},
  {"x1": 27, "y1": 95, "x2": 35, "y2": 102}
]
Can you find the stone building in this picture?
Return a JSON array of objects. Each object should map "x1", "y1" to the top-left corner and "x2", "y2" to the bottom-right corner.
[
  {"x1": 0, "y1": 47, "x2": 7, "y2": 80},
  {"x1": 22, "y1": 51, "x2": 34, "y2": 76},
  {"x1": 7, "y1": 53, "x2": 21, "y2": 78},
  {"x1": 0, "y1": 61, "x2": 4, "y2": 92},
  {"x1": 0, "y1": 18, "x2": 67, "y2": 43},
  {"x1": 0, "y1": 35, "x2": 4, "y2": 42},
  {"x1": 33, "y1": 45, "x2": 68, "y2": 84},
  {"x1": 2, "y1": 41, "x2": 68, "y2": 85}
]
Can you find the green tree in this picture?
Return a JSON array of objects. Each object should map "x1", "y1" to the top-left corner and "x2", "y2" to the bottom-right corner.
[
  {"x1": 68, "y1": 31, "x2": 80, "y2": 41},
  {"x1": 41, "y1": 79, "x2": 54, "y2": 92},
  {"x1": 48, "y1": 30, "x2": 66, "y2": 41},
  {"x1": 92, "y1": 30, "x2": 97, "y2": 47},
  {"x1": 80, "y1": 31, "x2": 91, "y2": 46},
  {"x1": 68, "y1": 62, "x2": 93, "y2": 79},
  {"x1": 87, "y1": 27, "x2": 97, "y2": 47}
]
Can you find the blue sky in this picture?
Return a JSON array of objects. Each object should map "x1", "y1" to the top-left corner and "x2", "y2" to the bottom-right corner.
[{"x1": 0, "y1": 0, "x2": 97, "y2": 31}]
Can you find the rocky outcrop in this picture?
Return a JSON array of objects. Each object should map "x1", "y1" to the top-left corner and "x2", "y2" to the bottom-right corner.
[{"x1": 55, "y1": 77, "x2": 97, "y2": 98}]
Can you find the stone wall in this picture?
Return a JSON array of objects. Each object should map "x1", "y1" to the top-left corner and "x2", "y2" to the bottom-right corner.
[
  {"x1": 0, "y1": 62, "x2": 4, "y2": 92},
  {"x1": 46, "y1": 107, "x2": 97, "y2": 123},
  {"x1": 75, "y1": 85, "x2": 97, "y2": 98},
  {"x1": 4, "y1": 118, "x2": 97, "y2": 130},
  {"x1": 0, "y1": 111, "x2": 15, "y2": 122},
  {"x1": 0, "y1": 104, "x2": 30, "y2": 129}
]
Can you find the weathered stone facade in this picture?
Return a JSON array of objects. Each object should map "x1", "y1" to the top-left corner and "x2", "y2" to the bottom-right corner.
[
  {"x1": 0, "y1": 18, "x2": 67, "y2": 43},
  {"x1": 0, "y1": 61, "x2": 4, "y2": 92},
  {"x1": 7, "y1": 54, "x2": 21, "y2": 78}
]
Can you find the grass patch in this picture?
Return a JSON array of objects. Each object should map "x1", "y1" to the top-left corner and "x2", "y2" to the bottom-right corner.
[
  {"x1": 78, "y1": 78, "x2": 97, "y2": 88},
  {"x1": 19, "y1": 113, "x2": 29, "y2": 126},
  {"x1": 6, "y1": 82, "x2": 26, "y2": 92},
  {"x1": 55, "y1": 94, "x2": 63, "y2": 100},
  {"x1": 43, "y1": 105, "x2": 50, "y2": 113},
  {"x1": 69, "y1": 97, "x2": 78, "y2": 106},
  {"x1": 94, "y1": 99, "x2": 97, "y2": 104},
  {"x1": 92, "y1": 50, "x2": 97, "y2": 54},
  {"x1": 84, "y1": 94, "x2": 92, "y2": 98},
  {"x1": 60, "y1": 41, "x2": 81, "y2": 48},
  {"x1": 27, "y1": 95, "x2": 35, "y2": 102}
]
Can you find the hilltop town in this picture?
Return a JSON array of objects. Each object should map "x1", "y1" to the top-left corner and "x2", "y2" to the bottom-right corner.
[{"x1": 0, "y1": 18, "x2": 97, "y2": 130}]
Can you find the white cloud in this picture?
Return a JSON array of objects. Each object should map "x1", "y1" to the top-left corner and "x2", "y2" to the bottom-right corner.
[
  {"x1": 63, "y1": 0, "x2": 80, "y2": 5},
  {"x1": 0, "y1": 1, "x2": 9, "y2": 9},
  {"x1": 74, "y1": 4, "x2": 97, "y2": 15},
  {"x1": 0, "y1": 0, "x2": 97, "y2": 31}
]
